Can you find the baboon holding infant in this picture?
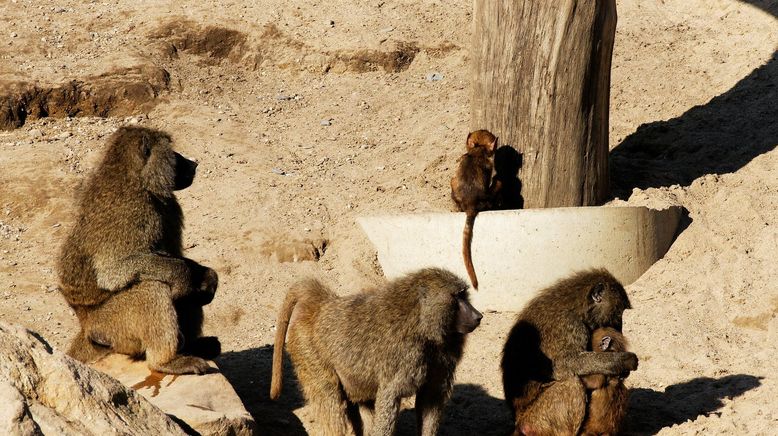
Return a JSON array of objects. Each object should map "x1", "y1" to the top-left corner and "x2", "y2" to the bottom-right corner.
[
  {"x1": 501, "y1": 269, "x2": 637, "y2": 436},
  {"x1": 271, "y1": 268, "x2": 483, "y2": 436},
  {"x1": 58, "y1": 126, "x2": 219, "y2": 374}
]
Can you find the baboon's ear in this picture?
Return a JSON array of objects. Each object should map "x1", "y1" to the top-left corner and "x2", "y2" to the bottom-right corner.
[
  {"x1": 466, "y1": 132, "x2": 473, "y2": 148},
  {"x1": 590, "y1": 283, "x2": 605, "y2": 304},
  {"x1": 599, "y1": 335, "x2": 612, "y2": 351},
  {"x1": 489, "y1": 136, "x2": 498, "y2": 152},
  {"x1": 141, "y1": 134, "x2": 152, "y2": 159}
]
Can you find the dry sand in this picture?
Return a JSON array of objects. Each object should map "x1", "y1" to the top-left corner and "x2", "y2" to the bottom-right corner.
[{"x1": 1, "y1": 0, "x2": 777, "y2": 434}]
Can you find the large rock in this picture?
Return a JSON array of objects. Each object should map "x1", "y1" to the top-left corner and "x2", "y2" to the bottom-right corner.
[
  {"x1": 0, "y1": 322, "x2": 185, "y2": 436},
  {"x1": 94, "y1": 354, "x2": 254, "y2": 436}
]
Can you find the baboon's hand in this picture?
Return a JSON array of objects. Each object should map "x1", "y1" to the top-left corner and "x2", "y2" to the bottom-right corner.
[
  {"x1": 196, "y1": 267, "x2": 218, "y2": 304},
  {"x1": 621, "y1": 352, "x2": 639, "y2": 373}
]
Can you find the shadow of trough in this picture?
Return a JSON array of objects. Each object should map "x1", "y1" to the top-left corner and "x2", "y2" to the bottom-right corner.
[
  {"x1": 624, "y1": 374, "x2": 762, "y2": 435},
  {"x1": 216, "y1": 346, "x2": 307, "y2": 436},
  {"x1": 610, "y1": 0, "x2": 778, "y2": 199}
]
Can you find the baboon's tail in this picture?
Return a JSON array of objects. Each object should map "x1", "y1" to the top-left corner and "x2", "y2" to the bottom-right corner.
[
  {"x1": 462, "y1": 211, "x2": 479, "y2": 290},
  {"x1": 67, "y1": 329, "x2": 110, "y2": 364},
  {"x1": 270, "y1": 278, "x2": 334, "y2": 400}
]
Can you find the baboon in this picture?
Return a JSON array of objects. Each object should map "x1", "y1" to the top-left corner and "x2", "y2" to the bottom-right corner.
[
  {"x1": 270, "y1": 268, "x2": 483, "y2": 436},
  {"x1": 57, "y1": 126, "x2": 219, "y2": 374},
  {"x1": 450, "y1": 129, "x2": 498, "y2": 290},
  {"x1": 500, "y1": 269, "x2": 638, "y2": 436},
  {"x1": 580, "y1": 327, "x2": 630, "y2": 436}
]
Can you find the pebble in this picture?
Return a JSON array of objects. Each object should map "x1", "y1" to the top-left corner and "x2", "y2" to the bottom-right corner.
[
  {"x1": 10, "y1": 32, "x2": 18, "y2": 38},
  {"x1": 56, "y1": 132, "x2": 72, "y2": 140},
  {"x1": 320, "y1": 119, "x2": 332, "y2": 126},
  {"x1": 426, "y1": 72, "x2": 444, "y2": 81},
  {"x1": 271, "y1": 168, "x2": 286, "y2": 175},
  {"x1": 28, "y1": 128, "x2": 42, "y2": 138}
]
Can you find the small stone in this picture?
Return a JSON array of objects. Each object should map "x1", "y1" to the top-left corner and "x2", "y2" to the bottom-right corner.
[
  {"x1": 56, "y1": 132, "x2": 72, "y2": 140},
  {"x1": 10, "y1": 32, "x2": 18, "y2": 38},
  {"x1": 28, "y1": 129, "x2": 42, "y2": 138},
  {"x1": 320, "y1": 119, "x2": 332, "y2": 126},
  {"x1": 328, "y1": 20, "x2": 335, "y2": 27},
  {"x1": 127, "y1": 117, "x2": 139, "y2": 125},
  {"x1": 271, "y1": 168, "x2": 286, "y2": 175},
  {"x1": 426, "y1": 72, "x2": 443, "y2": 82}
]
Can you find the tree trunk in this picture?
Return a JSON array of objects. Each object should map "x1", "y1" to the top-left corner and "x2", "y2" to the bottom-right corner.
[{"x1": 471, "y1": 0, "x2": 617, "y2": 208}]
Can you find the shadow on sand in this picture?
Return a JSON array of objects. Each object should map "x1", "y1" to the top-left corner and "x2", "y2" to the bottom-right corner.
[
  {"x1": 624, "y1": 374, "x2": 763, "y2": 435},
  {"x1": 610, "y1": 1, "x2": 778, "y2": 198},
  {"x1": 216, "y1": 346, "x2": 307, "y2": 436}
]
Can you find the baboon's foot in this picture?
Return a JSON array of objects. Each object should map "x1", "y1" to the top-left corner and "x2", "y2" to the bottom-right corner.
[{"x1": 151, "y1": 355, "x2": 211, "y2": 375}]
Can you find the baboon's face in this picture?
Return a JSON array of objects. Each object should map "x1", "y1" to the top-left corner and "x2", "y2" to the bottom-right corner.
[
  {"x1": 173, "y1": 153, "x2": 198, "y2": 191},
  {"x1": 586, "y1": 281, "x2": 631, "y2": 331},
  {"x1": 455, "y1": 291, "x2": 483, "y2": 334}
]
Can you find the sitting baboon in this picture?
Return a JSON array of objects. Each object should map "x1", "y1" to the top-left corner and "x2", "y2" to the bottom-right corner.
[
  {"x1": 57, "y1": 126, "x2": 219, "y2": 374},
  {"x1": 450, "y1": 129, "x2": 498, "y2": 289},
  {"x1": 501, "y1": 269, "x2": 638, "y2": 436},
  {"x1": 270, "y1": 268, "x2": 483, "y2": 436},
  {"x1": 580, "y1": 327, "x2": 630, "y2": 436}
]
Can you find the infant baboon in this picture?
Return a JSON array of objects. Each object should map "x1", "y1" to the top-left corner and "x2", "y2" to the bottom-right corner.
[
  {"x1": 580, "y1": 327, "x2": 630, "y2": 436},
  {"x1": 270, "y1": 268, "x2": 483, "y2": 436},
  {"x1": 500, "y1": 269, "x2": 637, "y2": 436},
  {"x1": 57, "y1": 126, "x2": 219, "y2": 374},
  {"x1": 450, "y1": 129, "x2": 498, "y2": 290}
]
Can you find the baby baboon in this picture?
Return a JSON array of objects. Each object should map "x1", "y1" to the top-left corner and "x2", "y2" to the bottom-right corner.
[
  {"x1": 57, "y1": 126, "x2": 219, "y2": 374},
  {"x1": 450, "y1": 129, "x2": 498, "y2": 290},
  {"x1": 500, "y1": 269, "x2": 638, "y2": 436},
  {"x1": 580, "y1": 327, "x2": 630, "y2": 436},
  {"x1": 270, "y1": 268, "x2": 483, "y2": 436}
]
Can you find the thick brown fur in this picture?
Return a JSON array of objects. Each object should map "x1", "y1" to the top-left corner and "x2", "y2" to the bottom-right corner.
[
  {"x1": 450, "y1": 129, "x2": 498, "y2": 290},
  {"x1": 580, "y1": 327, "x2": 630, "y2": 436},
  {"x1": 270, "y1": 268, "x2": 482, "y2": 436},
  {"x1": 500, "y1": 269, "x2": 638, "y2": 436},
  {"x1": 57, "y1": 126, "x2": 219, "y2": 374}
]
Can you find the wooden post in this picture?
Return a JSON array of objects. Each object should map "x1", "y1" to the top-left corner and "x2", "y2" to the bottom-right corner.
[{"x1": 471, "y1": 0, "x2": 617, "y2": 208}]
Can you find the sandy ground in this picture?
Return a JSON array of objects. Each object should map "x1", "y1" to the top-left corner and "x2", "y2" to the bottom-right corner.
[{"x1": 1, "y1": 0, "x2": 777, "y2": 434}]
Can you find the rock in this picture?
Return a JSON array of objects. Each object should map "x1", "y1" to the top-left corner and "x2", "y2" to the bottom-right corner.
[
  {"x1": 320, "y1": 119, "x2": 332, "y2": 126},
  {"x1": 0, "y1": 322, "x2": 185, "y2": 436},
  {"x1": 93, "y1": 354, "x2": 254, "y2": 436},
  {"x1": 55, "y1": 132, "x2": 72, "y2": 140},
  {"x1": 28, "y1": 129, "x2": 42, "y2": 138},
  {"x1": 426, "y1": 72, "x2": 443, "y2": 81}
]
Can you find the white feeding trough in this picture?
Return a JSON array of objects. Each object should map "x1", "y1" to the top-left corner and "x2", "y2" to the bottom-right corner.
[{"x1": 358, "y1": 206, "x2": 683, "y2": 312}]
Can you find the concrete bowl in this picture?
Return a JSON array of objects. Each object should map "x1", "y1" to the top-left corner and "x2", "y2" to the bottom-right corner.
[{"x1": 358, "y1": 206, "x2": 682, "y2": 312}]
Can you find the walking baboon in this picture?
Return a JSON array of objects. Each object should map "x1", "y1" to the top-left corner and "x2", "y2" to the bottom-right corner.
[
  {"x1": 501, "y1": 269, "x2": 638, "y2": 436},
  {"x1": 57, "y1": 126, "x2": 219, "y2": 374},
  {"x1": 450, "y1": 129, "x2": 498, "y2": 290},
  {"x1": 270, "y1": 268, "x2": 483, "y2": 436},
  {"x1": 580, "y1": 327, "x2": 630, "y2": 436}
]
